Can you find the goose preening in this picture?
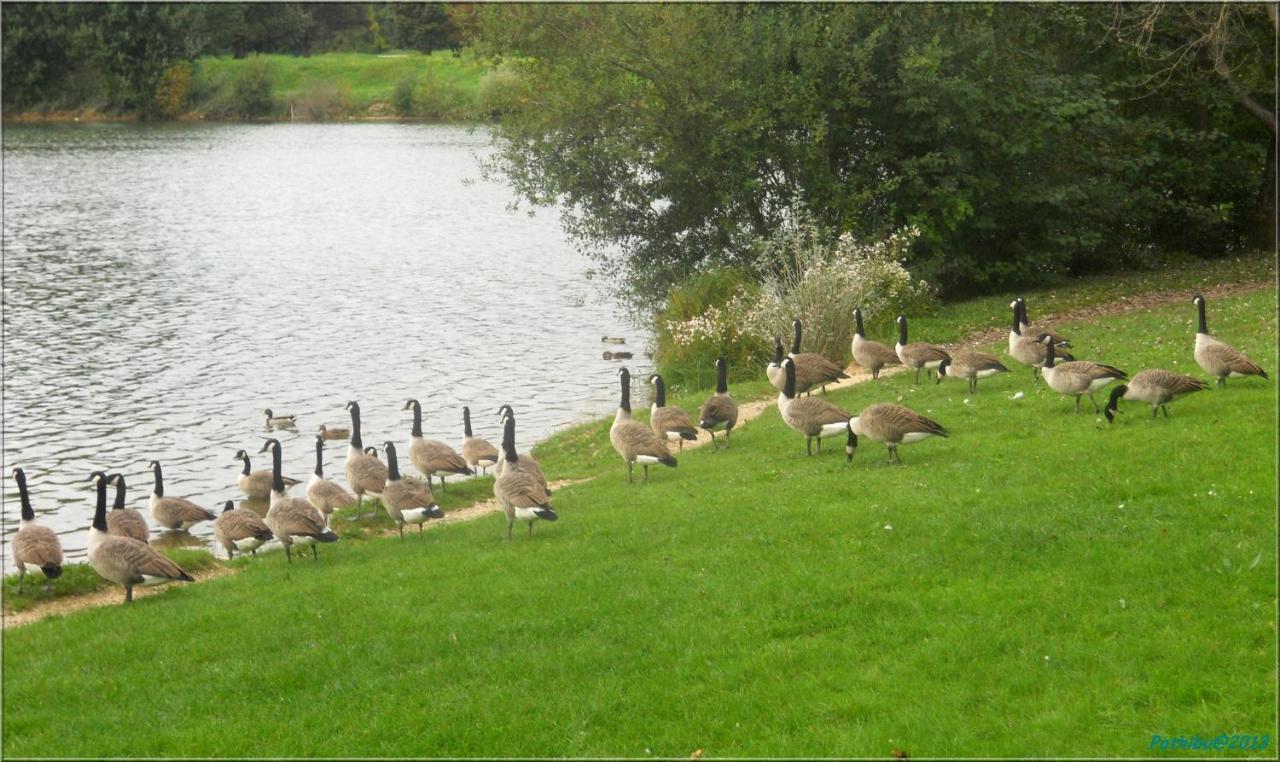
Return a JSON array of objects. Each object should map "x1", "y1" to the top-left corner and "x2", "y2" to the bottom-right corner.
[
  {"x1": 213, "y1": 499, "x2": 274, "y2": 558},
  {"x1": 234, "y1": 449, "x2": 300, "y2": 500},
  {"x1": 789, "y1": 319, "x2": 849, "y2": 394},
  {"x1": 495, "y1": 406, "x2": 551, "y2": 494},
  {"x1": 1008, "y1": 301, "x2": 1074, "y2": 381},
  {"x1": 1015, "y1": 298, "x2": 1070, "y2": 348},
  {"x1": 308, "y1": 435, "x2": 356, "y2": 524},
  {"x1": 851, "y1": 307, "x2": 902, "y2": 380},
  {"x1": 601, "y1": 336, "x2": 626, "y2": 344},
  {"x1": 1192, "y1": 293, "x2": 1268, "y2": 387},
  {"x1": 146, "y1": 460, "x2": 216, "y2": 531},
  {"x1": 317, "y1": 424, "x2": 350, "y2": 440},
  {"x1": 602, "y1": 351, "x2": 634, "y2": 360},
  {"x1": 106, "y1": 473, "x2": 150, "y2": 543},
  {"x1": 846, "y1": 404, "x2": 949, "y2": 464},
  {"x1": 344, "y1": 401, "x2": 388, "y2": 518},
  {"x1": 698, "y1": 357, "x2": 738, "y2": 449},
  {"x1": 403, "y1": 398, "x2": 473, "y2": 492},
  {"x1": 610, "y1": 367, "x2": 677, "y2": 482},
  {"x1": 649, "y1": 373, "x2": 698, "y2": 451},
  {"x1": 87, "y1": 471, "x2": 193, "y2": 603},
  {"x1": 260, "y1": 438, "x2": 338, "y2": 562},
  {"x1": 263, "y1": 408, "x2": 297, "y2": 430},
  {"x1": 1040, "y1": 337, "x2": 1127, "y2": 413},
  {"x1": 766, "y1": 337, "x2": 787, "y2": 392},
  {"x1": 895, "y1": 315, "x2": 951, "y2": 384},
  {"x1": 778, "y1": 357, "x2": 851, "y2": 455},
  {"x1": 381, "y1": 441, "x2": 444, "y2": 540},
  {"x1": 1105, "y1": 370, "x2": 1210, "y2": 422},
  {"x1": 10, "y1": 467, "x2": 64, "y2": 593},
  {"x1": 936, "y1": 351, "x2": 1009, "y2": 393},
  {"x1": 494, "y1": 415, "x2": 557, "y2": 539},
  {"x1": 460, "y1": 406, "x2": 499, "y2": 474}
]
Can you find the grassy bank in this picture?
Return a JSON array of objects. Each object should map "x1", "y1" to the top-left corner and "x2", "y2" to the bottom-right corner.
[
  {"x1": 4, "y1": 51, "x2": 500, "y2": 123},
  {"x1": 3, "y1": 265, "x2": 1275, "y2": 757}
]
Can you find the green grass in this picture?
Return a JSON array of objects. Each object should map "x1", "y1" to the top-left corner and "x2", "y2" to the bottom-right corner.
[
  {"x1": 3, "y1": 277, "x2": 1275, "y2": 757},
  {"x1": 193, "y1": 51, "x2": 490, "y2": 120}
]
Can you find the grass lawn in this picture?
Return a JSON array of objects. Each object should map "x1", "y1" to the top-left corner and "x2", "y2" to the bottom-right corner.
[
  {"x1": 193, "y1": 51, "x2": 490, "y2": 118},
  {"x1": 2, "y1": 271, "x2": 1275, "y2": 757}
]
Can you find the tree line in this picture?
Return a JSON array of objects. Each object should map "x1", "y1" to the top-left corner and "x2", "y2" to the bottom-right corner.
[
  {"x1": 472, "y1": 3, "x2": 1276, "y2": 304},
  {"x1": 1, "y1": 2, "x2": 475, "y2": 113}
]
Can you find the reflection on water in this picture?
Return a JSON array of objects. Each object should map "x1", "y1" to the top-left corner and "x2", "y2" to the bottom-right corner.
[{"x1": 2, "y1": 123, "x2": 648, "y2": 561}]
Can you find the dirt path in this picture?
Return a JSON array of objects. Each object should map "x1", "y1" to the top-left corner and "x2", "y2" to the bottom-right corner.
[
  {"x1": 3, "y1": 564, "x2": 234, "y2": 630},
  {"x1": 7, "y1": 280, "x2": 1270, "y2": 628}
]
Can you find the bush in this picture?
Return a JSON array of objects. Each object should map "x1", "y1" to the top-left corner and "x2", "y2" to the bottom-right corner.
[
  {"x1": 653, "y1": 269, "x2": 767, "y2": 392},
  {"x1": 291, "y1": 79, "x2": 349, "y2": 121},
  {"x1": 655, "y1": 209, "x2": 936, "y2": 389},
  {"x1": 230, "y1": 57, "x2": 275, "y2": 118},
  {"x1": 415, "y1": 69, "x2": 468, "y2": 120},
  {"x1": 475, "y1": 62, "x2": 529, "y2": 118},
  {"x1": 153, "y1": 61, "x2": 193, "y2": 118},
  {"x1": 744, "y1": 210, "x2": 935, "y2": 361},
  {"x1": 392, "y1": 73, "x2": 416, "y2": 116}
]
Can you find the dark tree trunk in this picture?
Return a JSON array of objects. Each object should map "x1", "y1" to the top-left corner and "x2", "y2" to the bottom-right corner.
[{"x1": 1254, "y1": 138, "x2": 1276, "y2": 252}]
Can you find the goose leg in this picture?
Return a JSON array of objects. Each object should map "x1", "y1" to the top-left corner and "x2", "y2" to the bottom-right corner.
[
  {"x1": 725, "y1": 428, "x2": 732, "y2": 448},
  {"x1": 1074, "y1": 396, "x2": 1081, "y2": 414},
  {"x1": 1151, "y1": 405, "x2": 1159, "y2": 419},
  {"x1": 817, "y1": 436, "x2": 823, "y2": 453},
  {"x1": 311, "y1": 544, "x2": 318, "y2": 560},
  {"x1": 627, "y1": 462, "x2": 634, "y2": 483},
  {"x1": 1162, "y1": 404, "x2": 1171, "y2": 418},
  {"x1": 16, "y1": 568, "x2": 25, "y2": 594},
  {"x1": 419, "y1": 522, "x2": 425, "y2": 537},
  {"x1": 285, "y1": 544, "x2": 293, "y2": 563},
  {"x1": 806, "y1": 437, "x2": 813, "y2": 456},
  {"x1": 399, "y1": 524, "x2": 405, "y2": 541},
  {"x1": 1032, "y1": 367, "x2": 1039, "y2": 383},
  {"x1": 125, "y1": 584, "x2": 134, "y2": 603},
  {"x1": 914, "y1": 368, "x2": 921, "y2": 384},
  {"x1": 528, "y1": 522, "x2": 534, "y2": 537},
  {"x1": 507, "y1": 516, "x2": 513, "y2": 541},
  {"x1": 1089, "y1": 393, "x2": 1100, "y2": 414},
  {"x1": 643, "y1": 465, "x2": 650, "y2": 482}
]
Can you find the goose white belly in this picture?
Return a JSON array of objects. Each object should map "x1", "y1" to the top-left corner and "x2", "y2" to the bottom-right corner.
[
  {"x1": 974, "y1": 368, "x2": 1003, "y2": 379},
  {"x1": 233, "y1": 536, "x2": 268, "y2": 552},
  {"x1": 664, "y1": 431, "x2": 685, "y2": 441},
  {"x1": 921, "y1": 358, "x2": 944, "y2": 370},
  {"x1": 1087, "y1": 376, "x2": 1118, "y2": 392},
  {"x1": 139, "y1": 575, "x2": 176, "y2": 587},
  {"x1": 818, "y1": 421, "x2": 848, "y2": 438},
  {"x1": 400, "y1": 507, "x2": 435, "y2": 524},
  {"x1": 513, "y1": 507, "x2": 542, "y2": 523},
  {"x1": 634, "y1": 454, "x2": 665, "y2": 464},
  {"x1": 177, "y1": 520, "x2": 201, "y2": 531},
  {"x1": 899, "y1": 431, "x2": 933, "y2": 445},
  {"x1": 290, "y1": 534, "x2": 319, "y2": 548}
]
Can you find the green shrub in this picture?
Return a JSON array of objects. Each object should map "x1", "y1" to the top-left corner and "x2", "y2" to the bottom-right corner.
[
  {"x1": 653, "y1": 268, "x2": 767, "y2": 392},
  {"x1": 392, "y1": 73, "x2": 417, "y2": 116},
  {"x1": 230, "y1": 57, "x2": 275, "y2": 118},
  {"x1": 153, "y1": 60, "x2": 193, "y2": 118},
  {"x1": 415, "y1": 68, "x2": 469, "y2": 120},
  {"x1": 475, "y1": 62, "x2": 529, "y2": 118},
  {"x1": 291, "y1": 78, "x2": 350, "y2": 121}
]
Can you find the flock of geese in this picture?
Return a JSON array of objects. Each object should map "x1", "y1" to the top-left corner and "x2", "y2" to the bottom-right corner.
[{"x1": 9, "y1": 292, "x2": 1269, "y2": 605}]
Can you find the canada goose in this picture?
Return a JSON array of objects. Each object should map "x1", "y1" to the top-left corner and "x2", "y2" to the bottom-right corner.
[
  {"x1": 263, "y1": 408, "x2": 297, "y2": 430},
  {"x1": 602, "y1": 351, "x2": 634, "y2": 360},
  {"x1": 494, "y1": 405, "x2": 551, "y2": 494},
  {"x1": 1104, "y1": 369, "x2": 1210, "y2": 421},
  {"x1": 789, "y1": 319, "x2": 849, "y2": 394},
  {"x1": 1040, "y1": 336, "x2": 1127, "y2": 413},
  {"x1": 1007, "y1": 302, "x2": 1074, "y2": 381},
  {"x1": 460, "y1": 406, "x2": 499, "y2": 474},
  {"x1": 234, "y1": 449, "x2": 300, "y2": 500},
  {"x1": 698, "y1": 357, "x2": 738, "y2": 449},
  {"x1": 344, "y1": 400, "x2": 388, "y2": 518},
  {"x1": 146, "y1": 460, "x2": 216, "y2": 531},
  {"x1": 105, "y1": 473, "x2": 150, "y2": 543},
  {"x1": 936, "y1": 351, "x2": 1009, "y2": 393},
  {"x1": 846, "y1": 403, "x2": 949, "y2": 464},
  {"x1": 259, "y1": 438, "x2": 338, "y2": 562},
  {"x1": 87, "y1": 471, "x2": 193, "y2": 603},
  {"x1": 308, "y1": 435, "x2": 356, "y2": 524},
  {"x1": 213, "y1": 499, "x2": 274, "y2": 558},
  {"x1": 895, "y1": 315, "x2": 950, "y2": 383},
  {"x1": 317, "y1": 424, "x2": 350, "y2": 441},
  {"x1": 364, "y1": 446, "x2": 380, "y2": 458},
  {"x1": 10, "y1": 467, "x2": 63, "y2": 593},
  {"x1": 766, "y1": 336, "x2": 786, "y2": 392},
  {"x1": 494, "y1": 416, "x2": 558, "y2": 539},
  {"x1": 1015, "y1": 298, "x2": 1070, "y2": 348},
  {"x1": 403, "y1": 398, "x2": 473, "y2": 492},
  {"x1": 381, "y1": 441, "x2": 444, "y2": 540},
  {"x1": 778, "y1": 357, "x2": 851, "y2": 455},
  {"x1": 851, "y1": 307, "x2": 902, "y2": 380},
  {"x1": 1192, "y1": 293, "x2": 1269, "y2": 387},
  {"x1": 610, "y1": 367, "x2": 678, "y2": 482},
  {"x1": 649, "y1": 374, "x2": 698, "y2": 450},
  {"x1": 602, "y1": 336, "x2": 626, "y2": 344}
]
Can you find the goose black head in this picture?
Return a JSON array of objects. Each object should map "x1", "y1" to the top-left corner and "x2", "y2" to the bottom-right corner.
[
  {"x1": 258, "y1": 438, "x2": 279, "y2": 454},
  {"x1": 364, "y1": 446, "x2": 379, "y2": 458},
  {"x1": 263, "y1": 408, "x2": 274, "y2": 418},
  {"x1": 233, "y1": 449, "x2": 249, "y2": 462},
  {"x1": 222, "y1": 500, "x2": 235, "y2": 514},
  {"x1": 346, "y1": 400, "x2": 358, "y2": 411},
  {"x1": 772, "y1": 336, "x2": 784, "y2": 365},
  {"x1": 402, "y1": 398, "x2": 419, "y2": 412},
  {"x1": 845, "y1": 423, "x2": 858, "y2": 463},
  {"x1": 89, "y1": 470, "x2": 108, "y2": 484},
  {"x1": 936, "y1": 357, "x2": 951, "y2": 383},
  {"x1": 1103, "y1": 385, "x2": 1127, "y2": 423}
]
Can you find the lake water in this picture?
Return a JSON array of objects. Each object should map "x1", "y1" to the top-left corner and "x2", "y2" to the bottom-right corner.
[{"x1": 2, "y1": 123, "x2": 648, "y2": 561}]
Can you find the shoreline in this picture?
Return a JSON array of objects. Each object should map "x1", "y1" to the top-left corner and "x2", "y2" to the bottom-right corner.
[{"x1": 3, "y1": 109, "x2": 491, "y2": 126}]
